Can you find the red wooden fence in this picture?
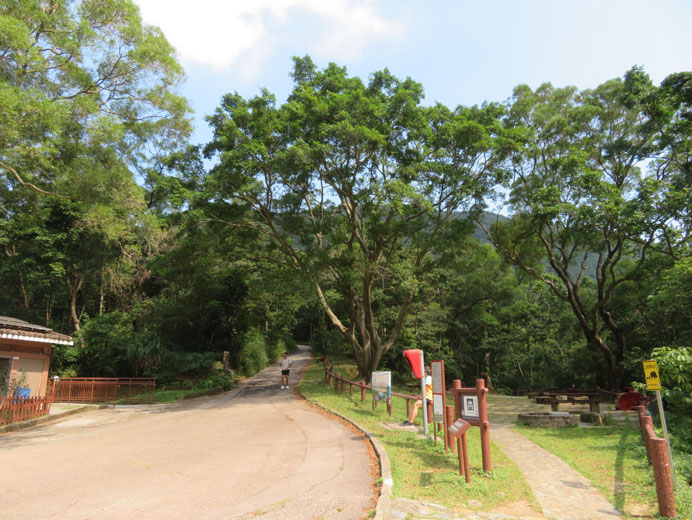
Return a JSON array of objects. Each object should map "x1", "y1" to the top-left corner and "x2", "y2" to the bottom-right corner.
[
  {"x1": 51, "y1": 378, "x2": 156, "y2": 405},
  {"x1": 635, "y1": 405, "x2": 677, "y2": 518},
  {"x1": 0, "y1": 396, "x2": 51, "y2": 426}
]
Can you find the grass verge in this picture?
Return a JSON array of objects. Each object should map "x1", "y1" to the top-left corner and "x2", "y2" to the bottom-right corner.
[
  {"x1": 514, "y1": 421, "x2": 692, "y2": 518},
  {"x1": 299, "y1": 358, "x2": 540, "y2": 515}
]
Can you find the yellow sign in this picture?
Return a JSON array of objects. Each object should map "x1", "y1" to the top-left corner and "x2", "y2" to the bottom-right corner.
[{"x1": 643, "y1": 359, "x2": 662, "y2": 391}]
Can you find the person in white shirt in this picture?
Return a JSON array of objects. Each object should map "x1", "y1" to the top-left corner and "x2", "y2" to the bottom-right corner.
[
  {"x1": 401, "y1": 366, "x2": 432, "y2": 426},
  {"x1": 279, "y1": 352, "x2": 292, "y2": 389}
]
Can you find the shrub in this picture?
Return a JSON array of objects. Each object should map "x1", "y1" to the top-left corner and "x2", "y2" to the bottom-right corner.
[
  {"x1": 240, "y1": 328, "x2": 269, "y2": 376},
  {"x1": 197, "y1": 371, "x2": 234, "y2": 391}
]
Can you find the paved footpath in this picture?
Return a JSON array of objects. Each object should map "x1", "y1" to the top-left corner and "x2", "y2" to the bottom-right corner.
[
  {"x1": 0, "y1": 345, "x2": 376, "y2": 520},
  {"x1": 488, "y1": 398, "x2": 621, "y2": 520}
]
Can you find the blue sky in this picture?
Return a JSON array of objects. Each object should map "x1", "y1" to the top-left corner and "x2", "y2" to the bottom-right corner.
[{"x1": 134, "y1": 0, "x2": 692, "y2": 146}]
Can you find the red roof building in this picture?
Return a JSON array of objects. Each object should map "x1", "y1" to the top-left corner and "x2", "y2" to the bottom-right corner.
[{"x1": 0, "y1": 316, "x2": 73, "y2": 397}]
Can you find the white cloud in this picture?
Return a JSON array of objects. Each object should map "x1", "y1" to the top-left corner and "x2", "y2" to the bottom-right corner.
[{"x1": 135, "y1": 0, "x2": 406, "y2": 79}]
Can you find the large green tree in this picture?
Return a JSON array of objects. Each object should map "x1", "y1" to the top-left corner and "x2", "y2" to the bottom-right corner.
[
  {"x1": 0, "y1": 0, "x2": 190, "y2": 331},
  {"x1": 204, "y1": 57, "x2": 503, "y2": 378},
  {"x1": 484, "y1": 70, "x2": 689, "y2": 390},
  {"x1": 0, "y1": 0, "x2": 190, "y2": 197}
]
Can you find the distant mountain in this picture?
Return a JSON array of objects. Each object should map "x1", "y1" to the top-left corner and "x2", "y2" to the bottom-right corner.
[{"x1": 471, "y1": 211, "x2": 598, "y2": 279}]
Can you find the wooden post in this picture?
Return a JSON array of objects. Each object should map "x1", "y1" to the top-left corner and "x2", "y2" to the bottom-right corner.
[
  {"x1": 651, "y1": 437, "x2": 677, "y2": 518},
  {"x1": 636, "y1": 405, "x2": 647, "y2": 442},
  {"x1": 445, "y1": 405, "x2": 455, "y2": 453},
  {"x1": 476, "y1": 378, "x2": 492, "y2": 473},
  {"x1": 361, "y1": 380, "x2": 366, "y2": 402},
  {"x1": 642, "y1": 415, "x2": 654, "y2": 464},
  {"x1": 452, "y1": 379, "x2": 462, "y2": 420},
  {"x1": 461, "y1": 432, "x2": 471, "y2": 483}
]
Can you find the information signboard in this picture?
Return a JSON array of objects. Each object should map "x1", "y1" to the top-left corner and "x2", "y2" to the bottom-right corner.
[
  {"x1": 461, "y1": 395, "x2": 479, "y2": 419},
  {"x1": 643, "y1": 359, "x2": 662, "y2": 391},
  {"x1": 371, "y1": 371, "x2": 391, "y2": 402},
  {"x1": 430, "y1": 360, "x2": 445, "y2": 423}
]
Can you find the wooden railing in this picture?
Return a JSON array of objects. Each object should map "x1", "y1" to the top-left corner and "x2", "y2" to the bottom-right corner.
[
  {"x1": 51, "y1": 378, "x2": 156, "y2": 405},
  {"x1": 322, "y1": 360, "x2": 492, "y2": 477},
  {"x1": 0, "y1": 396, "x2": 51, "y2": 426},
  {"x1": 323, "y1": 361, "x2": 424, "y2": 419},
  {"x1": 635, "y1": 405, "x2": 677, "y2": 518}
]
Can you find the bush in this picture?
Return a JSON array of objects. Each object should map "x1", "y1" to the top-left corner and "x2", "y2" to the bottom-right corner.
[
  {"x1": 197, "y1": 371, "x2": 234, "y2": 391},
  {"x1": 240, "y1": 328, "x2": 269, "y2": 376},
  {"x1": 268, "y1": 337, "x2": 286, "y2": 362}
]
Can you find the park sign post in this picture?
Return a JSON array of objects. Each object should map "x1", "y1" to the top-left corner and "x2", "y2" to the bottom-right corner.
[
  {"x1": 431, "y1": 360, "x2": 448, "y2": 449},
  {"x1": 643, "y1": 359, "x2": 676, "y2": 489}
]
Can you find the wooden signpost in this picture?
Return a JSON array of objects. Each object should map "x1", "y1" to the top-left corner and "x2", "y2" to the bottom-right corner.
[
  {"x1": 431, "y1": 360, "x2": 447, "y2": 448},
  {"x1": 643, "y1": 359, "x2": 676, "y2": 489},
  {"x1": 448, "y1": 418, "x2": 471, "y2": 482}
]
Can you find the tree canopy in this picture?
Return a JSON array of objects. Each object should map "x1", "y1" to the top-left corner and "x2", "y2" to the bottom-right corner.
[{"x1": 204, "y1": 57, "x2": 505, "y2": 378}]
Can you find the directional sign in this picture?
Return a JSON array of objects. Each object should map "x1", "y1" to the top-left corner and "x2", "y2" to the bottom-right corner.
[
  {"x1": 643, "y1": 359, "x2": 662, "y2": 391},
  {"x1": 448, "y1": 418, "x2": 471, "y2": 438}
]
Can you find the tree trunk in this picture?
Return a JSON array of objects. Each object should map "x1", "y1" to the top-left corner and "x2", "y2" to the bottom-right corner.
[
  {"x1": 66, "y1": 274, "x2": 84, "y2": 332},
  {"x1": 98, "y1": 260, "x2": 105, "y2": 316}
]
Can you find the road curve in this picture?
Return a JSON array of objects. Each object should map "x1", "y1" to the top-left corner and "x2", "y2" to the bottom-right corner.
[{"x1": 0, "y1": 345, "x2": 377, "y2": 520}]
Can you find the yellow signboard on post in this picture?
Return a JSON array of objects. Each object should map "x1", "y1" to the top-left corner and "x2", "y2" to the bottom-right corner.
[{"x1": 643, "y1": 359, "x2": 662, "y2": 391}]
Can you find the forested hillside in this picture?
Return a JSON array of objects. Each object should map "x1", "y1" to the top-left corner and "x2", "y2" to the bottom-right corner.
[{"x1": 1, "y1": 2, "x2": 690, "y2": 423}]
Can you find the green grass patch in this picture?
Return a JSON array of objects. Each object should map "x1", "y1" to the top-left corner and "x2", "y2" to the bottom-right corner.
[
  {"x1": 300, "y1": 359, "x2": 539, "y2": 515},
  {"x1": 153, "y1": 389, "x2": 196, "y2": 403},
  {"x1": 514, "y1": 421, "x2": 692, "y2": 518}
]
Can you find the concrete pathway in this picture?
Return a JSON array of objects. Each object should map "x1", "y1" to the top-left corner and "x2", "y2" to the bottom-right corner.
[
  {"x1": 487, "y1": 396, "x2": 624, "y2": 520},
  {"x1": 0, "y1": 345, "x2": 376, "y2": 520}
]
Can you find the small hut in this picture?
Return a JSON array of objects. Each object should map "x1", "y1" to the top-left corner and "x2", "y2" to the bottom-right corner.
[{"x1": 0, "y1": 316, "x2": 73, "y2": 397}]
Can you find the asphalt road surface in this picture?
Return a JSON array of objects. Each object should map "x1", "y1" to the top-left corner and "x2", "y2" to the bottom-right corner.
[{"x1": 0, "y1": 345, "x2": 377, "y2": 520}]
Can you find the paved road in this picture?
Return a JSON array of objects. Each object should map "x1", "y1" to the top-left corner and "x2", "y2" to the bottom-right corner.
[{"x1": 0, "y1": 346, "x2": 376, "y2": 520}]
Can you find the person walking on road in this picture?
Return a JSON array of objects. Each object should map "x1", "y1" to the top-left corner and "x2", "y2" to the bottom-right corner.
[{"x1": 280, "y1": 352, "x2": 292, "y2": 389}]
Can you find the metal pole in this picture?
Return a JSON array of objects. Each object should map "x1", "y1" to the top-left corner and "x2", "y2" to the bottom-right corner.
[
  {"x1": 656, "y1": 390, "x2": 677, "y2": 489},
  {"x1": 420, "y1": 350, "x2": 429, "y2": 437}
]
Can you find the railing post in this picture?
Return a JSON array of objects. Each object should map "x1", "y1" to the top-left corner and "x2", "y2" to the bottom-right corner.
[
  {"x1": 446, "y1": 405, "x2": 456, "y2": 452},
  {"x1": 476, "y1": 378, "x2": 492, "y2": 473},
  {"x1": 452, "y1": 380, "x2": 462, "y2": 419},
  {"x1": 636, "y1": 405, "x2": 647, "y2": 442},
  {"x1": 651, "y1": 437, "x2": 677, "y2": 518},
  {"x1": 361, "y1": 380, "x2": 366, "y2": 402},
  {"x1": 642, "y1": 415, "x2": 654, "y2": 464}
]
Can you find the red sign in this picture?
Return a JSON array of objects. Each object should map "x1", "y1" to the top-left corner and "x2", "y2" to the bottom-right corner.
[{"x1": 403, "y1": 349, "x2": 424, "y2": 378}]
